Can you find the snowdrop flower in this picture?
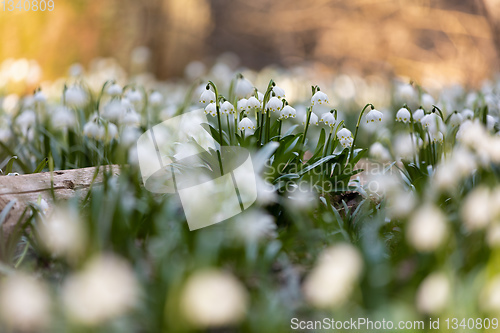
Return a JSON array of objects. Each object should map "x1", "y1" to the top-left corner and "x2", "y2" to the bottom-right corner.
[
  {"x1": 199, "y1": 88, "x2": 216, "y2": 104},
  {"x1": 220, "y1": 101, "x2": 235, "y2": 115},
  {"x1": 235, "y1": 76, "x2": 254, "y2": 98},
  {"x1": 396, "y1": 107, "x2": 411, "y2": 123},
  {"x1": 149, "y1": 91, "x2": 163, "y2": 106},
  {"x1": 122, "y1": 110, "x2": 141, "y2": 127},
  {"x1": 205, "y1": 103, "x2": 217, "y2": 117},
  {"x1": 337, "y1": 128, "x2": 353, "y2": 142},
  {"x1": 246, "y1": 96, "x2": 260, "y2": 110},
  {"x1": 0, "y1": 274, "x2": 51, "y2": 331},
  {"x1": 449, "y1": 111, "x2": 463, "y2": 127},
  {"x1": 407, "y1": 204, "x2": 447, "y2": 252},
  {"x1": 106, "y1": 83, "x2": 122, "y2": 97},
  {"x1": 416, "y1": 273, "x2": 450, "y2": 314},
  {"x1": 461, "y1": 108, "x2": 474, "y2": 120},
  {"x1": 421, "y1": 93, "x2": 435, "y2": 110},
  {"x1": 33, "y1": 90, "x2": 46, "y2": 103},
  {"x1": 52, "y1": 106, "x2": 76, "y2": 129},
  {"x1": 238, "y1": 117, "x2": 255, "y2": 131},
  {"x1": 237, "y1": 98, "x2": 248, "y2": 113},
  {"x1": 311, "y1": 90, "x2": 329, "y2": 105},
  {"x1": 365, "y1": 108, "x2": 383, "y2": 123},
  {"x1": 320, "y1": 112, "x2": 335, "y2": 127},
  {"x1": 180, "y1": 270, "x2": 248, "y2": 328},
  {"x1": 303, "y1": 244, "x2": 363, "y2": 308},
  {"x1": 369, "y1": 142, "x2": 391, "y2": 161},
  {"x1": 62, "y1": 254, "x2": 139, "y2": 325},
  {"x1": 303, "y1": 112, "x2": 319, "y2": 126},
  {"x1": 272, "y1": 85, "x2": 285, "y2": 99},
  {"x1": 126, "y1": 89, "x2": 142, "y2": 103},
  {"x1": 266, "y1": 96, "x2": 282, "y2": 112},
  {"x1": 64, "y1": 85, "x2": 88, "y2": 108},
  {"x1": 413, "y1": 108, "x2": 425, "y2": 121},
  {"x1": 280, "y1": 105, "x2": 296, "y2": 119}
]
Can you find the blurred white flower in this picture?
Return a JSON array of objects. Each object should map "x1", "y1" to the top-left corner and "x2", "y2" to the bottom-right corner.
[
  {"x1": 407, "y1": 204, "x2": 447, "y2": 252},
  {"x1": 64, "y1": 85, "x2": 88, "y2": 108},
  {"x1": 387, "y1": 190, "x2": 416, "y2": 218},
  {"x1": 184, "y1": 61, "x2": 206, "y2": 80},
  {"x1": 15, "y1": 109, "x2": 36, "y2": 132},
  {"x1": 83, "y1": 115, "x2": 105, "y2": 140},
  {"x1": 149, "y1": 91, "x2": 163, "y2": 106},
  {"x1": 395, "y1": 108, "x2": 411, "y2": 123},
  {"x1": 462, "y1": 187, "x2": 491, "y2": 230},
  {"x1": 121, "y1": 126, "x2": 141, "y2": 146},
  {"x1": 461, "y1": 108, "x2": 474, "y2": 120},
  {"x1": 122, "y1": 110, "x2": 141, "y2": 127},
  {"x1": 106, "y1": 83, "x2": 122, "y2": 97},
  {"x1": 303, "y1": 243, "x2": 363, "y2": 308},
  {"x1": 266, "y1": 96, "x2": 282, "y2": 112},
  {"x1": 396, "y1": 84, "x2": 416, "y2": 101},
  {"x1": 0, "y1": 274, "x2": 51, "y2": 331},
  {"x1": 199, "y1": 88, "x2": 215, "y2": 104},
  {"x1": 487, "y1": 115, "x2": 496, "y2": 131},
  {"x1": 33, "y1": 90, "x2": 46, "y2": 103},
  {"x1": 235, "y1": 76, "x2": 254, "y2": 98},
  {"x1": 126, "y1": 89, "x2": 142, "y2": 103},
  {"x1": 62, "y1": 254, "x2": 139, "y2": 326},
  {"x1": 280, "y1": 105, "x2": 296, "y2": 120},
  {"x1": 106, "y1": 122, "x2": 119, "y2": 142},
  {"x1": 365, "y1": 108, "x2": 383, "y2": 124},
  {"x1": 52, "y1": 106, "x2": 76, "y2": 129},
  {"x1": 103, "y1": 100, "x2": 126, "y2": 122},
  {"x1": 421, "y1": 112, "x2": 445, "y2": 134},
  {"x1": 180, "y1": 270, "x2": 248, "y2": 328},
  {"x1": 369, "y1": 142, "x2": 391, "y2": 161},
  {"x1": 311, "y1": 90, "x2": 329, "y2": 105},
  {"x1": 233, "y1": 210, "x2": 276, "y2": 242},
  {"x1": 421, "y1": 93, "x2": 435, "y2": 110},
  {"x1": 416, "y1": 273, "x2": 450, "y2": 314},
  {"x1": 449, "y1": 111, "x2": 463, "y2": 127}
]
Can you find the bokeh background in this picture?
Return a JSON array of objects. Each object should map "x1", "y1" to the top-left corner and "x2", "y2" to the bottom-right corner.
[{"x1": 1, "y1": 0, "x2": 500, "y2": 88}]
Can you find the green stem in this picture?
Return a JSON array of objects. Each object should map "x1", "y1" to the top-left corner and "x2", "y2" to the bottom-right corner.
[
  {"x1": 301, "y1": 107, "x2": 312, "y2": 157},
  {"x1": 208, "y1": 81, "x2": 225, "y2": 176},
  {"x1": 323, "y1": 126, "x2": 333, "y2": 157},
  {"x1": 278, "y1": 120, "x2": 282, "y2": 141},
  {"x1": 349, "y1": 103, "x2": 373, "y2": 163}
]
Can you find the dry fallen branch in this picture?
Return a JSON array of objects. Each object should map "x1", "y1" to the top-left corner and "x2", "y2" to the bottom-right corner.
[{"x1": 0, "y1": 166, "x2": 120, "y2": 238}]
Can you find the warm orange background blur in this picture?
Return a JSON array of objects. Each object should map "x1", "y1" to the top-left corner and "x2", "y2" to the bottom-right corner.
[{"x1": 0, "y1": 0, "x2": 499, "y2": 86}]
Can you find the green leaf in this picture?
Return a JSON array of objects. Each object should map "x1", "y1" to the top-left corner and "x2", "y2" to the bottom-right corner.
[
  {"x1": 299, "y1": 154, "x2": 336, "y2": 176},
  {"x1": 34, "y1": 158, "x2": 49, "y2": 173},
  {"x1": 0, "y1": 200, "x2": 17, "y2": 228},
  {"x1": 4, "y1": 156, "x2": 18, "y2": 174}
]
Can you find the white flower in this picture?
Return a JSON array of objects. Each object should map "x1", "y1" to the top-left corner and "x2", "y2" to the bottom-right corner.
[
  {"x1": 272, "y1": 85, "x2": 285, "y2": 99},
  {"x1": 102, "y1": 100, "x2": 126, "y2": 122},
  {"x1": 220, "y1": 101, "x2": 234, "y2": 115},
  {"x1": 106, "y1": 122, "x2": 119, "y2": 142},
  {"x1": 303, "y1": 244, "x2": 363, "y2": 308},
  {"x1": 449, "y1": 111, "x2": 463, "y2": 127},
  {"x1": 413, "y1": 108, "x2": 425, "y2": 121},
  {"x1": 122, "y1": 110, "x2": 141, "y2": 126},
  {"x1": 39, "y1": 206, "x2": 86, "y2": 261},
  {"x1": 233, "y1": 210, "x2": 276, "y2": 242},
  {"x1": 280, "y1": 105, "x2": 296, "y2": 119},
  {"x1": 69, "y1": 63, "x2": 84, "y2": 77},
  {"x1": 311, "y1": 91, "x2": 329, "y2": 105},
  {"x1": 337, "y1": 127, "x2": 352, "y2": 141},
  {"x1": 34, "y1": 90, "x2": 46, "y2": 103},
  {"x1": 462, "y1": 187, "x2": 491, "y2": 230},
  {"x1": 15, "y1": 110, "x2": 36, "y2": 131},
  {"x1": 246, "y1": 96, "x2": 260, "y2": 110},
  {"x1": 126, "y1": 89, "x2": 142, "y2": 103},
  {"x1": 320, "y1": 112, "x2": 335, "y2": 127},
  {"x1": 83, "y1": 115, "x2": 105, "y2": 140},
  {"x1": 407, "y1": 205, "x2": 447, "y2": 252},
  {"x1": 257, "y1": 92, "x2": 264, "y2": 103},
  {"x1": 429, "y1": 131, "x2": 444, "y2": 144},
  {"x1": 180, "y1": 270, "x2": 248, "y2": 328},
  {"x1": 199, "y1": 88, "x2": 216, "y2": 104},
  {"x1": 64, "y1": 85, "x2": 88, "y2": 108},
  {"x1": 106, "y1": 83, "x2": 122, "y2": 97},
  {"x1": 487, "y1": 115, "x2": 496, "y2": 131},
  {"x1": 120, "y1": 126, "x2": 141, "y2": 146},
  {"x1": 461, "y1": 109, "x2": 474, "y2": 120},
  {"x1": 0, "y1": 274, "x2": 51, "y2": 331},
  {"x1": 396, "y1": 108, "x2": 411, "y2": 123},
  {"x1": 421, "y1": 112, "x2": 445, "y2": 134},
  {"x1": 62, "y1": 254, "x2": 139, "y2": 325},
  {"x1": 369, "y1": 142, "x2": 391, "y2": 161},
  {"x1": 416, "y1": 273, "x2": 450, "y2": 314},
  {"x1": 52, "y1": 106, "x2": 76, "y2": 129},
  {"x1": 303, "y1": 112, "x2": 318, "y2": 126},
  {"x1": 266, "y1": 96, "x2": 282, "y2": 112},
  {"x1": 205, "y1": 103, "x2": 217, "y2": 117},
  {"x1": 397, "y1": 84, "x2": 416, "y2": 101},
  {"x1": 149, "y1": 91, "x2": 163, "y2": 106},
  {"x1": 238, "y1": 117, "x2": 255, "y2": 131},
  {"x1": 235, "y1": 77, "x2": 254, "y2": 98},
  {"x1": 39, "y1": 198, "x2": 50, "y2": 215},
  {"x1": 421, "y1": 93, "x2": 435, "y2": 110},
  {"x1": 365, "y1": 108, "x2": 383, "y2": 123},
  {"x1": 237, "y1": 98, "x2": 248, "y2": 112}
]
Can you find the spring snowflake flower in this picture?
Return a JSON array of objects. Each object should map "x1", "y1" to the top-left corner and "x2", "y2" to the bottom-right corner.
[
  {"x1": 106, "y1": 123, "x2": 119, "y2": 142},
  {"x1": 397, "y1": 84, "x2": 416, "y2": 101},
  {"x1": 238, "y1": 117, "x2": 255, "y2": 131},
  {"x1": 126, "y1": 89, "x2": 142, "y2": 103},
  {"x1": 421, "y1": 93, "x2": 435, "y2": 110},
  {"x1": 429, "y1": 131, "x2": 444, "y2": 144},
  {"x1": 34, "y1": 90, "x2": 46, "y2": 103},
  {"x1": 365, "y1": 108, "x2": 383, "y2": 123},
  {"x1": 272, "y1": 86, "x2": 285, "y2": 99},
  {"x1": 205, "y1": 103, "x2": 217, "y2": 117},
  {"x1": 462, "y1": 187, "x2": 491, "y2": 230},
  {"x1": 416, "y1": 273, "x2": 450, "y2": 314},
  {"x1": 280, "y1": 105, "x2": 296, "y2": 119},
  {"x1": 369, "y1": 142, "x2": 391, "y2": 161},
  {"x1": 233, "y1": 210, "x2": 276, "y2": 243},
  {"x1": 120, "y1": 126, "x2": 141, "y2": 147},
  {"x1": 320, "y1": 112, "x2": 335, "y2": 127},
  {"x1": 65, "y1": 85, "x2": 88, "y2": 108},
  {"x1": 106, "y1": 83, "x2": 122, "y2": 97},
  {"x1": 83, "y1": 116, "x2": 105, "y2": 140},
  {"x1": 421, "y1": 112, "x2": 444, "y2": 134},
  {"x1": 487, "y1": 115, "x2": 496, "y2": 131},
  {"x1": 461, "y1": 109, "x2": 474, "y2": 120},
  {"x1": 149, "y1": 91, "x2": 163, "y2": 106},
  {"x1": 103, "y1": 100, "x2": 126, "y2": 122},
  {"x1": 407, "y1": 204, "x2": 447, "y2": 252},
  {"x1": 220, "y1": 101, "x2": 235, "y2": 115},
  {"x1": 237, "y1": 98, "x2": 248, "y2": 112},
  {"x1": 122, "y1": 110, "x2": 141, "y2": 126},
  {"x1": 199, "y1": 88, "x2": 216, "y2": 104},
  {"x1": 246, "y1": 96, "x2": 260, "y2": 110},
  {"x1": 396, "y1": 108, "x2": 411, "y2": 123},
  {"x1": 303, "y1": 112, "x2": 319, "y2": 126},
  {"x1": 266, "y1": 96, "x2": 282, "y2": 112},
  {"x1": 311, "y1": 90, "x2": 329, "y2": 105},
  {"x1": 180, "y1": 270, "x2": 248, "y2": 328},
  {"x1": 337, "y1": 128, "x2": 353, "y2": 149},
  {"x1": 52, "y1": 106, "x2": 76, "y2": 129},
  {"x1": 15, "y1": 110, "x2": 36, "y2": 131},
  {"x1": 413, "y1": 108, "x2": 425, "y2": 121},
  {"x1": 449, "y1": 111, "x2": 463, "y2": 127},
  {"x1": 235, "y1": 76, "x2": 254, "y2": 98}
]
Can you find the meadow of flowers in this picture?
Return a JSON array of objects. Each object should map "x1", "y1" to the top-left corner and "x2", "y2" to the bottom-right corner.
[{"x1": 1, "y1": 55, "x2": 500, "y2": 332}]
